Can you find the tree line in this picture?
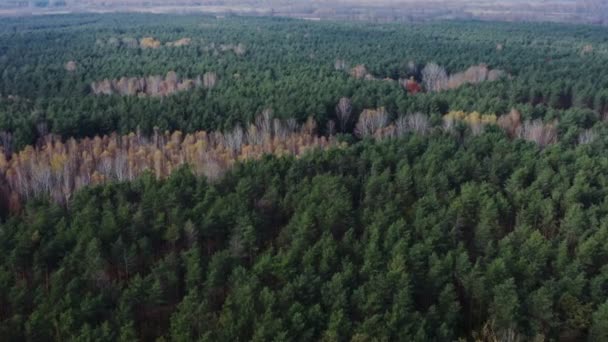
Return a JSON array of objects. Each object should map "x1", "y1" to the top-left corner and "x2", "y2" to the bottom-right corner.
[{"x1": 0, "y1": 14, "x2": 608, "y2": 150}]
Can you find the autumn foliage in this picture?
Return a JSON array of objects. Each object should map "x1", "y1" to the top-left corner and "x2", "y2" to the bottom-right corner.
[
  {"x1": 91, "y1": 71, "x2": 217, "y2": 97},
  {"x1": 422, "y1": 63, "x2": 505, "y2": 92},
  {"x1": 0, "y1": 114, "x2": 336, "y2": 210},
  {"x1": 447, "y1": 108, "x2": 558, "y2": 147},
  {"x1": 443, "y1": 110, "x2": 497, "y2": 135},
  {"x1": 355, "y1": 109, "x2": 430, "y2": 139},
  {"x1": 402, "y1": 77, "x2": 422, "y2": 94}
]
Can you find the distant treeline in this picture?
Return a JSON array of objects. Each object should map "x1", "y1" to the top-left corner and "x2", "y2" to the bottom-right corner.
[{"x1": 0, "y1": 14, "x2": 607, "y2": 151}]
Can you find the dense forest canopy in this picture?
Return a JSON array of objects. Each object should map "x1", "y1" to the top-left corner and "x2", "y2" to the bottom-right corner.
[
  {"x1": 1, "y1": 14, "x2": 608, "y2": 150},
  {"x1": 1, "y1": 13, "x2": 608, "y2": 341}
]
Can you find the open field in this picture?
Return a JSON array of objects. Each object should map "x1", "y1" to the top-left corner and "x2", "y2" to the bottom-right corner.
[{"x1": 0, "y1": 0, "x2": 607, "y2": 25}]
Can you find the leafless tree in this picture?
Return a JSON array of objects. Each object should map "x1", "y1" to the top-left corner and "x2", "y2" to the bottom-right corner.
[
  {"x1": 407, "y1": 113, "x2": 430, "y2": 135},
  {"x1": 146, "y1": 75, "x2": 163, "y2": 96},
  {"x1": 203, "y1": 72, "x2": 218, "y2": 89},
  {"x1": 65, "y1": 61, "x2": 77, "y2": 72},
  {"x1": 1, "y1": 117, "x2": 337, "y2": 209},
  {"x1": 286, "y1": 118, "x2": 298, "y2": 132},
  {"x1": 165, "y1": 71, "x2": 179, "y2": 94},
  {"x1": 355, "y1": 108, "x2": 389, "y2": 138},
  {"x1": 497, "y1": 109, "x2": 522, "y2": 138},
  {"x1": 487, "y1": 69, "x2": 505, "y2": 82},
  {"x1": 464, "y1": 64, "x2": 489, "y2": 84},
  {"x1": 422, "y1": 62, "x2": 448, "y2": 92},
  {"x1": 113, "y1": 152, "x2": 128, "y2": 181},
  {"x1": 98, "y1": 152, "x2": 113, "y2": 176},
  {"x1": 234, "y1": 43, "x2": 247, "y2": 56},
  {"x1": 517, "y1": 120, "x2": 558, "y2": 147},
  {"x1": 302, "y1": 116, "x2": 318, "y2": 136},
  {"x1": 350, "y1": 64, "x2": 369, "y2": 79},
  {"x1": 578, "y1": 129, "x2": 596, "y2": 145},
  {"x1": 225, "y1": 125, "x2": 245, "y2": 153},
  {"x1": 247, "y1": 125, "x2": 263, "y2": 146},
  {"x1": 336, "y1": 97, "x2": 353, "y2": 132},
  {"x1": 256, "y1": 109, "x2": 273, "y2": 139},
  {"x1": 273, "y1": 118, "x2": 288, "y2": 140},
  {"x1": 334, "y1": 59, "x2": 347, "y2": 71},
  {"x1": 396, "y1": 112, "x2": 430, "y2": 136}
]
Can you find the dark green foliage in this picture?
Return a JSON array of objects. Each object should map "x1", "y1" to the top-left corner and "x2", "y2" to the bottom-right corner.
[
  {"x1": 1, "y1": 15, "x2": 608, "y2": 148},
  {"x1": 1, "y1": 133, "x2": 608, "y2": 340},
  {"x1": 2, "y1": 12, "x2": 608, "y2": 341}
]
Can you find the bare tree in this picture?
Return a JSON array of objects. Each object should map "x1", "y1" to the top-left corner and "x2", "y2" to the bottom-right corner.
[
  {"x1": 355, "y1": 108, "x2": 389, "y2": 138},
  {"x1": 1, "y1": 117, "x2": 338, "y2": 210},
  {"x1": 286, "y1": 118, "x2": 297, "y2": 132},
  {"x1": 203, "y1": 72, "x2": 218, "y2": 89},
  {"x1": 92, "y1": 73, "x2": 208, "y2": 97},
  {"x1": 146, "y1": 75, "x2": 163, "y2": 96},
  {"x1": 487, "y1": 69, "x2": 505, "y2": 82},
  {"x1": 273, "y1": 118, "x2": 288, "y2": 140},
  {"x1": 578, "y1": 129, "x2": 596, "y2": 145},
  {"x1": 336, "y1": 97, "x2": 353, "y2": 132},
  {"x1": 422, "y1": 62, "x2": 448, "y2": 92},
  {"x1": 350, "y1": 64, "x2": 369, "y2": 79},
  {"x1": 234, "y1": 43, "x2": 247, "y2": 56},
  {"x1": 517, "y1": 120, "x2": 558, "y2": 147},
  {"x1": 164, "y1": 71, "x2": 179, "y2": 94},
  {"x1": 334, "y1": 59, "x2": 347, "y2": 71},
  {"x1": 256, "y1": 109, "x2": 273, "y2": 139},
  {"x1": 64, "y1": 61, "x2": 77, "y2": 72},
  {"x1": 396, "y1": 113, "x2": 430, "y2": 136},
  {"x1": 225, "y1": 125, "x2": 244, "y2": 153},
  {"x1": 463, "y1": 64, "x2": 489, "y2": 84},
  {"x1": 497, "y1": 109, "x2": 522, "y2": 138},
  {"x1": 113, "y1": 152, "x2": 128, "y2": 181}
]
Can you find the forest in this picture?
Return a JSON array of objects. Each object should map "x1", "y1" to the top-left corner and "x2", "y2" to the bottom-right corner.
[{"x1": 1, "y1": 13, "x2": 608, "y2": 341}]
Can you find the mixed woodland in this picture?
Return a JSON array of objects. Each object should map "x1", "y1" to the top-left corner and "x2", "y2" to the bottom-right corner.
[{"x1": 1, "y1": 13, "x2": 608, "y2": 341}]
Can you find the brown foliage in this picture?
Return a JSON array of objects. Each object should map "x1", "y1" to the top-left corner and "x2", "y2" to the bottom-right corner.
[
  {"x1": 517, "y1": 119, "x2": 558, "y2": 147},
  {"x1": 64, "y1": 61, "x2": 77, "y2": 72},
  {"x1": 218, "y1": 43, "x2": 247, "y2": 55},
  {"x1": 166, "y1": 38, "x2": 191, "y2": 47},
  {"x1": 350, "y1": 64, "x2": 370, "y2": 79},
  {"x1": 497, "y1": 109, "x2": 557, "y2": 147},
  {"x1": 139, "y1": 37, "x2": 161, "y2": 48},
  {"x1": 355, "y1": 107, "x2": 389, "y2": 138},
  {"x1": 447, "y1": 64, "x2": 505, "y2": 90},
  {"x1": 99, "y1": 36, "x2": 192, "y2": 49},
  {"x1": 581, "y1": 44, "x2": 594, "y2": 55},
  {"x1": 497, "y1": 109, "x2": 522, "y2": 138},
  {"x1": 0, "y1": 115, "x2": 337, "y2": 210},
  {"x1": 91, "y1": 71, "x2": 214, "y2": 97},
  {"x1": 202, "y1": 72, "x2": 218, "y2": 89}
]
